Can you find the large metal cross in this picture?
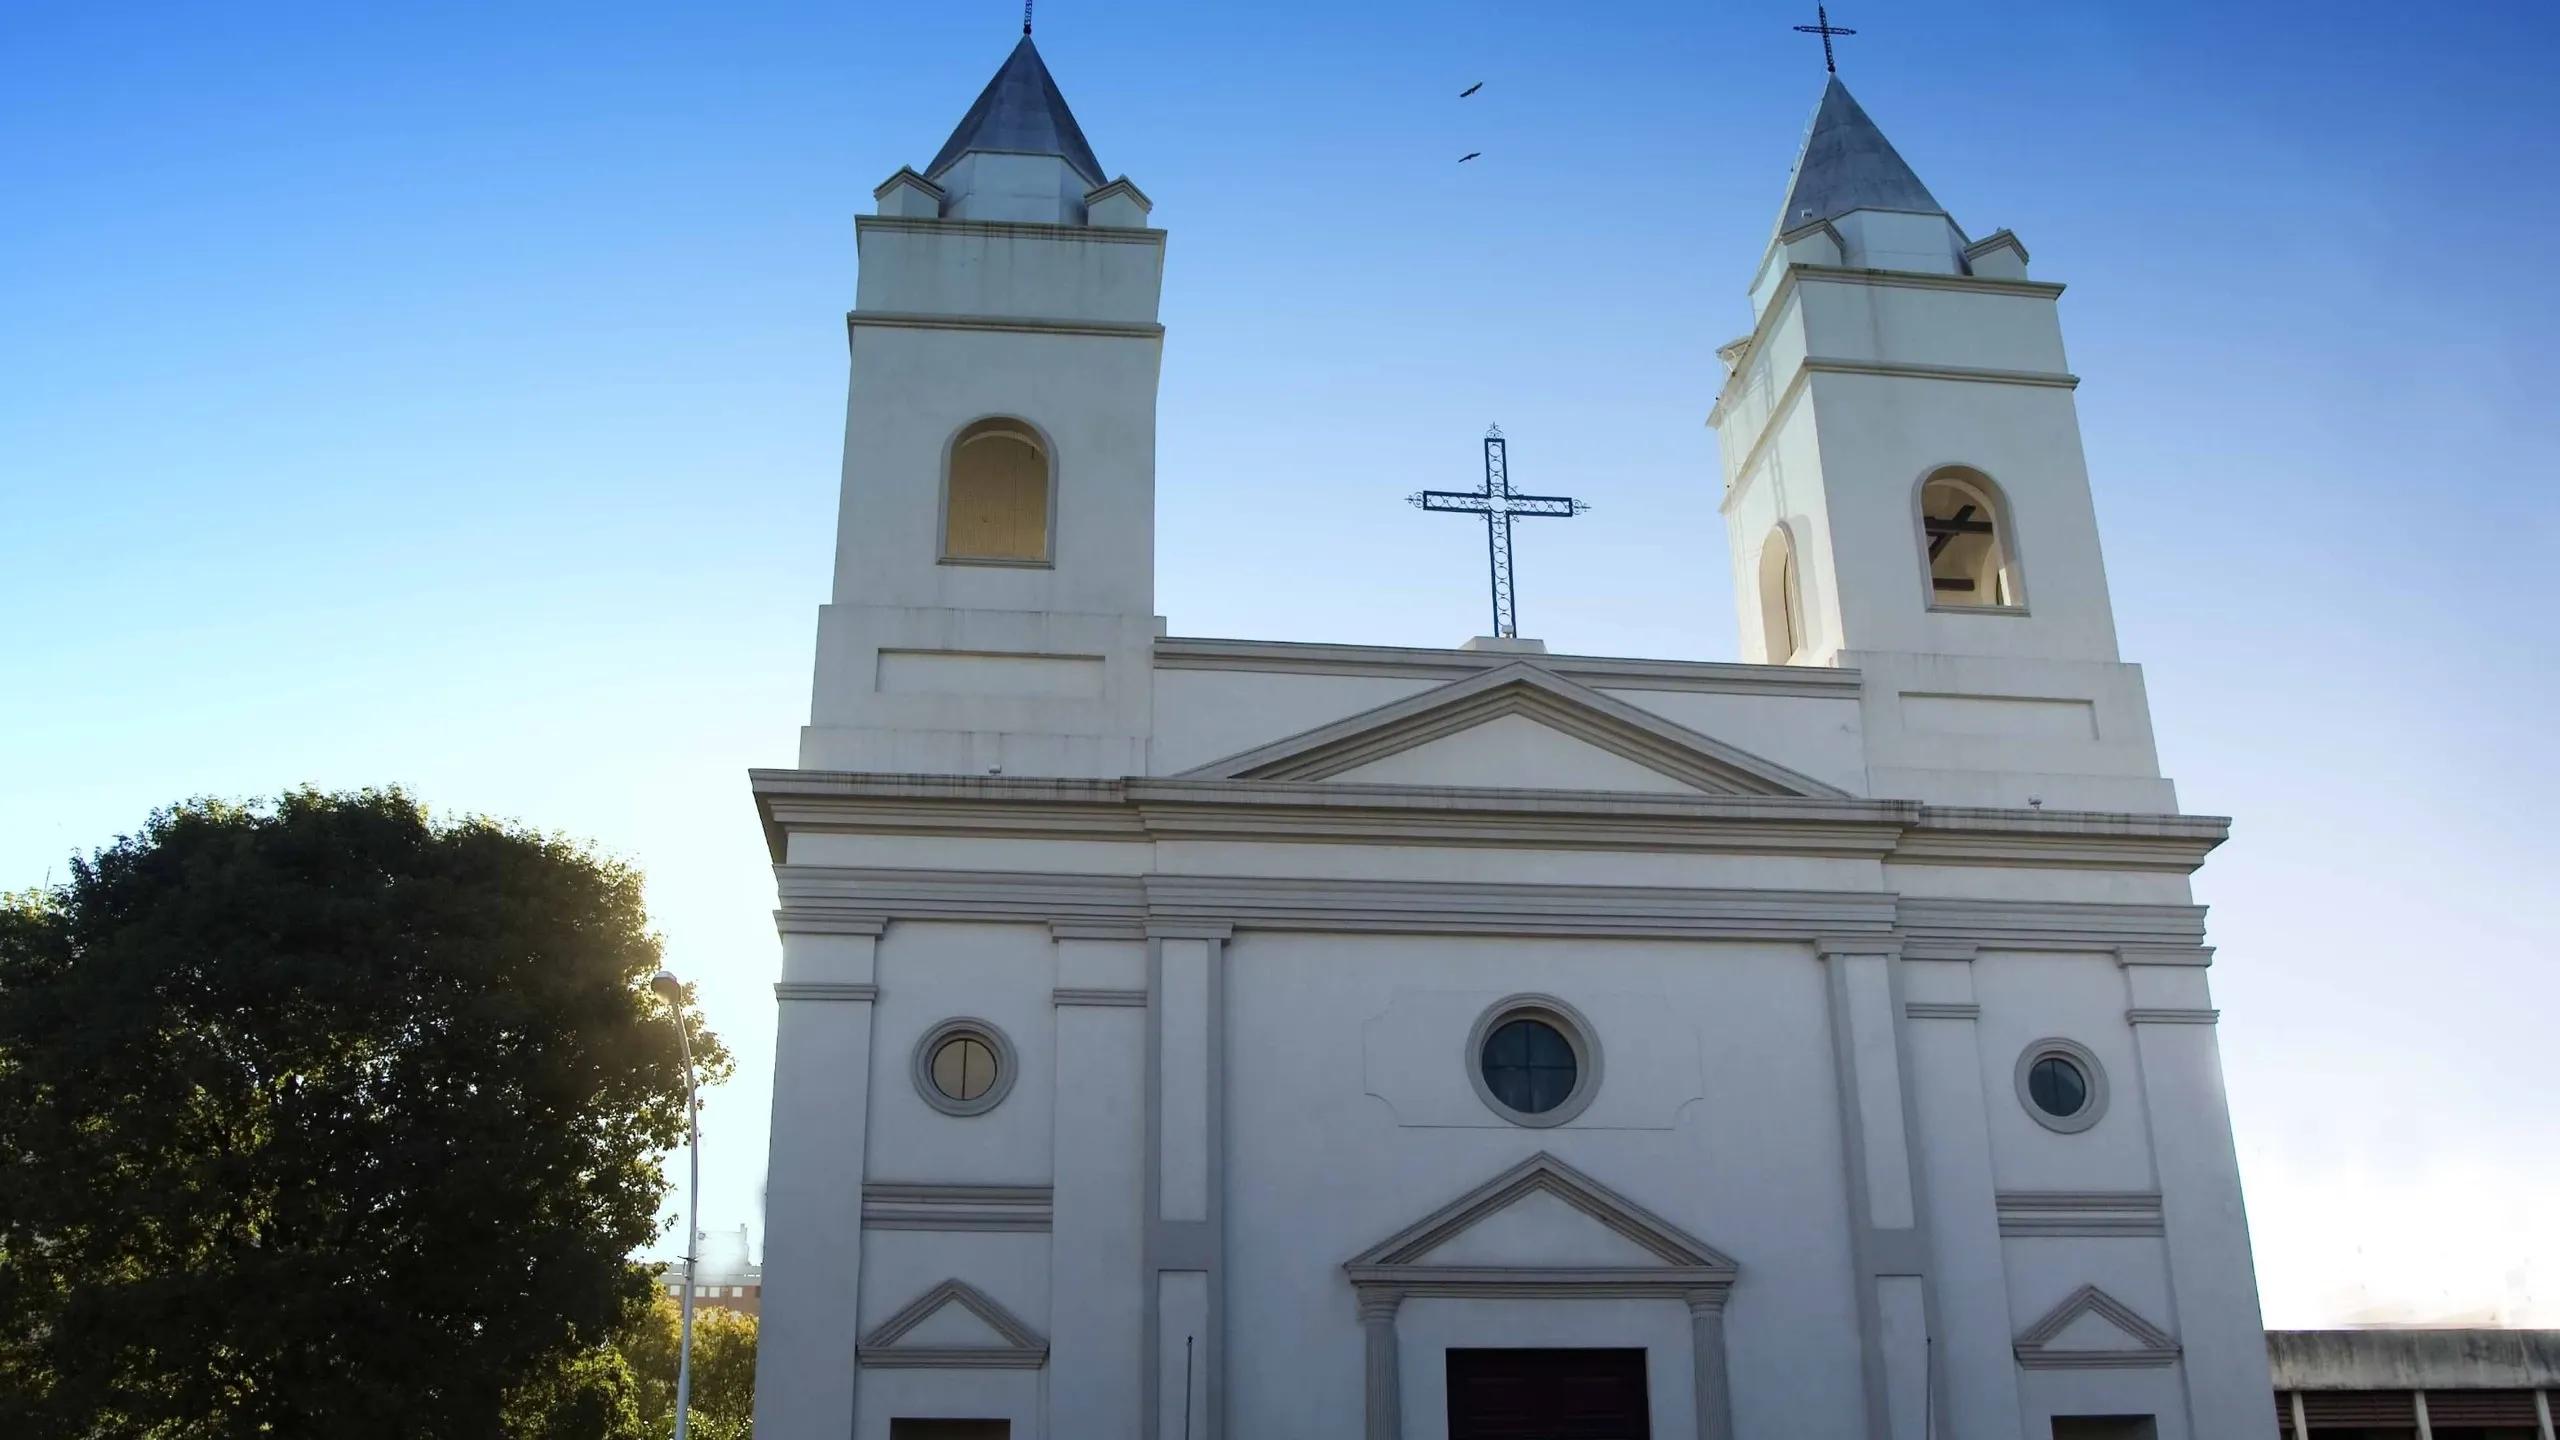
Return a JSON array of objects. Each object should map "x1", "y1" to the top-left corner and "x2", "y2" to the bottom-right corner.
[
  {"x1": 1409, "y1": 425, "x2": 1588, "y2": 640},
  {"x1": 1793, "y1": 3, "x2": 1857, "y2": 73}
]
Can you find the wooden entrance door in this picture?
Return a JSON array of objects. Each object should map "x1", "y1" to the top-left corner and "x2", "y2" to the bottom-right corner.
[{"x1": 1445, "y1": 1348, "x2": 1651, "y2": 1440}]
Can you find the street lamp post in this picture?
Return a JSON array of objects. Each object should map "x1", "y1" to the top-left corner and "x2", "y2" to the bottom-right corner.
[{"x1": 653, "y1": 970, "x2": 700, "y2": 1440}]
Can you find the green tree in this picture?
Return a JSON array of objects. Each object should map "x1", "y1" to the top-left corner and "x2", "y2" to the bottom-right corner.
[
  {"x1": 614, "y1": 1289, "x2": 757, "y2": 1438},
  {"x1": 0, "y1": 789, "x2": 729, "y2": 1439}
]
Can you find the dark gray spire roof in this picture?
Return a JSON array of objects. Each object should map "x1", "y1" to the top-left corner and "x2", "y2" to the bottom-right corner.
[
  {"x1": 1773, "y1": 76, "x2": 1949, "y2": 233},
  {"x1": 925, "y1": 37, "x2": 1105, "y2": 187}
]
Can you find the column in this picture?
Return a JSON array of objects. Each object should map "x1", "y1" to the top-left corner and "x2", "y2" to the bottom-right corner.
[
  {"x1": 1687, "y1": 1291, "x2": 1736, "y2": 1440},
  {"x1": 1359, "y1": 1291, "x2": 1402, "y2": 1440},
  {"x1": 1147, "y1": 926, "x2": 1229, "y2": 1440},
  {"x1": 2123, "y1": 952, "x2": 2278, "y2": 1439},
  {"x1": 1821, "y1": 939, "x2": 1943, "y2": 1440},
  {"x1": 752, "y1": 919, "x2": 882, "y2": 1439}
]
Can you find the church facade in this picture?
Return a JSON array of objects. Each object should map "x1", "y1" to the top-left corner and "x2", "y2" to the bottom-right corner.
[{"x1": 750, "y1": 37, "x2": 2275, "y2": 1440}]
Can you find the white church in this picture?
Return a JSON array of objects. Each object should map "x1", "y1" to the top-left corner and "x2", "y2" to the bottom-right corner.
[{"x1": 748, "y1": 32, "x2": 2275, "y2": 1440}]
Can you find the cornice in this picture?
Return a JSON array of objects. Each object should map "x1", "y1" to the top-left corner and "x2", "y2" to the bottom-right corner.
[
  {"x1": 1710, "y1": 261, "x2": 2067, "y2": 432},
  {"x1": 861, "y1": 1182, "x2": 1053, "y2": 1231},
  {"x1": 1802, "y1": 357, "x2": 2079, "y2": 390},
  {"x1": 1995, "y1": 1190, "x2": 2164, "y2": 1237},
  {"x1": 773, "y1": 980, "x2": 879, "y2": 1002},
  {"x1": 2126, "y1": 1007, "x2": 2220, "y2": 1025},
  {"x1": 848, "y1": 309, "x2": 1163, "y2": 340},
  {"x1": 1897, "y1": 896, "x2": 2211, "y2": 953},
  {"x1": 1151, "y1": 635, "x2": 1863, "y2": 698},
  {"x1": 1902, "y1": 1001, "x2": 1980, "y2": 1020},
  {"x1": 855, "y1": 212, "x2": 1166, "y2": 246},
  {"x1": 1895, "y1": 806, "x2": 2227, "y2": 873},
  {"x1": 772, "y1": 865, "x2": 1902, "y2": 942},
  {"x1": 750, "y1": 768, "x2": 2224, "y2": 877}
]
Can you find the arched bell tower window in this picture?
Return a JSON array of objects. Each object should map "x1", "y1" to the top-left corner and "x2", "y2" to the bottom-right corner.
[
  {"x1": 1918, "y1": 469, "x2": 2021, "y2": 609},
  {"x1": 942, "y1": 417, "x2": 1052, "y2": 564},
  {"x1": 1757, "y1": 527, "x2": 1805, "y2": 663}
]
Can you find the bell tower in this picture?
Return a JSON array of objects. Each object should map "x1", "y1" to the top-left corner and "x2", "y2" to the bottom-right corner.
[
  {"x1": 1709, "y1": 78, "x2": 2177, "y2": 811},
  {"x1": 802, "y1": 34, "x2": 1165, "y2": 779}
]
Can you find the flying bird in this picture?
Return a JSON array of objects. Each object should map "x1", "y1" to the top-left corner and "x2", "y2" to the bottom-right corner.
[
  {"x1": 1459, "y1": 81, "x2": 1483, "y2": 97},
  {"x1": 1458, "y1": 152, "x2": 1481, "y2": 163}
]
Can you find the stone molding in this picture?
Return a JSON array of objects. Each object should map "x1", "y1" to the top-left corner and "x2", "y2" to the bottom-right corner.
[
  {"x1": 1803, "y1": 356, "x2": 2080, "y2": 390},
  {"x1": 2012, "y1": 1284, "x2": 2181, "y2": 1370},
  {"x1": 1052, "y1": 986, "x2": 1148, "y2": 1007},
  {"x1": 870, "y1": 165, "x2": 945, "y2": 201},
  {"x1": 1178, "y1": 661, "x2": 1848, "y2": 800},
  {"x1": 855, "y1": 212, "x2": 1167, "y2": 246},
  {"x1": 2125, "y1": 1007, "x2": 2220, "y2": 1025},
  {"x1": 1899, "y1": 897, "x2": 2211, "y2": 953},
  {"x1": 848, "y1": 309, "x2": 1165, "y2": 340},
  {"x1": 763, "y1": 865, "x2": 2227, "y2": 959},
  {"x1": 750, "y1": 768, "x2": 2227, "y2": 873},
  {"x1": 771, "y1": 981, "x2": 879, "y2": 1002},
  {"x1": 1903, "y1": 1001, "x2": 1981, "y2": 1020},
  {"x1": 856, "y1": 1277, "x2": 1049, "y2": 1369},
  {"x1": 861, "y1": 1182, "x2": 1053, "y2": 1232},
  {"x1": 1152, "y1": 634, "x2": 1861, "y2": 697},
  {"x1": 1995, "y1": 1190, "x2": 2166, "y2": 1237},
  {"x1": 777, "y1": 865, "x2": 1901, "y2": 942}
]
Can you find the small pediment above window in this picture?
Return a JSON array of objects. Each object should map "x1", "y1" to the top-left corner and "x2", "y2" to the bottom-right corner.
[
  {"x1": 2012, "y1": 1285, "x2": 2179, "y2": 1370},
  {"x1": 858, "y1": 1278, "x2": 1048, "y2": 1369}
]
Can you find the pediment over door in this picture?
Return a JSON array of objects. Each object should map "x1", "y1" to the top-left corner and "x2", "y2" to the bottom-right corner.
[
  {"x1": 1179, "y1": 662, "x2": 1845, "y2": 799},
  {"x1": 1344, "y1": 1151, "x2": 1739, "y2": 1302}
]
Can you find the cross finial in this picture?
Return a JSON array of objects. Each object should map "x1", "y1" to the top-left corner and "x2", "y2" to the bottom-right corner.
[
  {"x1": 1408, "y1": 425, "x2": 1589, "y2": 640},
  {"x1": 1793, "y1": 3, "x2": 1856, "y2": 74},
  {"x1": 1023, "y1": 0, "x2": 1034, "y2": 36}
]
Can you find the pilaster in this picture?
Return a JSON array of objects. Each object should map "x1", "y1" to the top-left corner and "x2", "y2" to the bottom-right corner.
[
  {"x1": 1358, "y1": 1292, "x2": 1402, "y2": 1440},
  {"x1": 2123, "y1": 951, "x2": 2278, "y2": 1438},
  {"x1": 1146, "y1": 924, "x2": 1230, "y2": 1440},
  {"x1": 1049, "y1": 935, "x2": 1149, "y2": 1436},
  {"x1": 1821, "y1": 937, "x2": 1946, "y2": 1440},
  {"x1": 752, "y1": 920, "x2": 884, "y2": 1437},
  {"x1": 1898, "y1": 950, "x2": 2026, "y2": 1440}
]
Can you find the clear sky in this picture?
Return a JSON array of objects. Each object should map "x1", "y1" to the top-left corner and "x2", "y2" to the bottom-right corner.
[{"x1": 6, "y1": 0, "x2": 2556, "y2": 1327}]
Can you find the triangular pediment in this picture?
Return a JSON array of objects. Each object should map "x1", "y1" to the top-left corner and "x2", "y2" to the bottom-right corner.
[
  {"x1": 1181, "y1": 663, "x2": 1843, "y2": 799},
  {"x1": 1346, "y1": 1152, "x2": 1737, "y2": 1282},
  {"x1": 2013, "y1": 1285, "x2": 2179, "y2": 1370},
  {"x1": 858, "y1": 1278, "x2": 1047, "y2": 1369}
]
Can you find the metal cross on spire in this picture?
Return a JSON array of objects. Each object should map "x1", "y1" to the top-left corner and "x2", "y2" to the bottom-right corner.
[
  {"x1": 1410, "y1": 426, "x2": 1589, "y2": 641},
  {"x1": 1793, "y1": 3, "x2": 1857, "y2": 73},
  {"x1": 1022, "y1": 0, "x2": 1034, "y2": 35}
]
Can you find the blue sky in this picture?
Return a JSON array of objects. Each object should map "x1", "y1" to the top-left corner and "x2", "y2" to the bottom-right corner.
[{"x1": 5, "y1": 0, "x2": 2556, "y2": 1325}]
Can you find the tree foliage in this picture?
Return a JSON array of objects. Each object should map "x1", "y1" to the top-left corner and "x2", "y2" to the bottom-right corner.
[
  {"x1": 0, "y1": 789, "x2": 730, "y2": 1438},
  {"x1": 611, "y1": 1290, "x2": 757, "y2": 1439}
]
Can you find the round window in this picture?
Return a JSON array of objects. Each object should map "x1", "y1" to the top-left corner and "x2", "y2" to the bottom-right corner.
[
  {"x1": 931, "y1": 1034, "x2": 998, "y2": 1103},
  {"x1": 1482, "y1": 1017, "x2": 1578, "y2": 1115},
  {"x1": 2026, "y1": 1054, "x2": 2088, "y2": 1118},
  {"x1": 911, "y1": 1019, "x2": 1015, "y2": 1117},
  {"x1": 2014, "y1": 1038, "x2": 2107, "y2": 1134},
  {"x1": 1466, "y1": 996, "x2": 1601, "y2": 1128}
]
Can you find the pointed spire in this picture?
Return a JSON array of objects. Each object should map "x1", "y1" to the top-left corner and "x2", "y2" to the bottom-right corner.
[
  {"x1": 926, "y1": 36, "x2": 1105, "y2": 188},
  {"x1": 1773, "y1": 76, "x2": 1948, "y2": 234}
]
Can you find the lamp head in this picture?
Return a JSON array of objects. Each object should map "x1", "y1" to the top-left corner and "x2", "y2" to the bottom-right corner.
[{"x1": 651, "y1": 970, "x2": 683, "y2": 1005}]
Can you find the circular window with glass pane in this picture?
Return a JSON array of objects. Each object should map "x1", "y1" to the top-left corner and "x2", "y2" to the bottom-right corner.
[
  {"x1": 2015, "y1": 1038, "x2": 2107, "y2": 1134},
  {"x1": 1467, "y1": 996, "x2": 1600, "y2": 1128},
  {"x1": 912, "y1": 1019, "x2": 1015, "y2": 1117}
]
